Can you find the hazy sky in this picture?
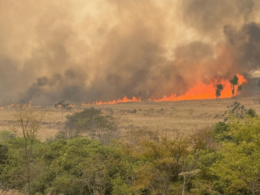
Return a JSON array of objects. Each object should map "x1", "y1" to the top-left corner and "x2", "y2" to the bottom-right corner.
[{"x1": 0, "y1": 0, "x2": 260, "y2": 105}]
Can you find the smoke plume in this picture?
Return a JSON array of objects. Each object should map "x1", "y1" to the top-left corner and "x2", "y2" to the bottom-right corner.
[{"x1": 0, "y1": 0, "x2": 260, "y2": 105}]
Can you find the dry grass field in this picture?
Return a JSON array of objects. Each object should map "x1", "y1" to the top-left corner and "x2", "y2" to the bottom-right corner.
[
  {"x1": 0, "y1": 96, "x2": 259, "y2": 141},
  {"x1": 0, "y1": 190, "x2": 20, "y2": 195}
]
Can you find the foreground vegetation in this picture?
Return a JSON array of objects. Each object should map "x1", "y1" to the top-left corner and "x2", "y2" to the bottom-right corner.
[{"x1": 0, "y1": 102, "x2": 259, "y2": 195}]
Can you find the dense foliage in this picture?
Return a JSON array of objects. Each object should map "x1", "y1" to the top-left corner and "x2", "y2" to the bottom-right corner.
[{"x1": 0, "y1": 105, "x2": 260, "y2": 195}]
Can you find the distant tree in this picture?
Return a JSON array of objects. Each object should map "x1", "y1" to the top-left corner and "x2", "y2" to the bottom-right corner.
[
  {"x1": 54, "y1": 100, "x2": 72, "y2": 122},
  {"x1": 215, "y1": 84, "x2": 223, "y2": 99},
  {"x1": 230, "y1": 75, "x2": 238, "y2": 97},
  {"x1": 59, "y1": 108, "x2": 118, "y2": 144}
]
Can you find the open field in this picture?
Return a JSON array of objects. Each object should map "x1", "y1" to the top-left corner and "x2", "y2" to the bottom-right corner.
[{"x1": 0, "y1": 96, "x2": 259, "y2": 140}]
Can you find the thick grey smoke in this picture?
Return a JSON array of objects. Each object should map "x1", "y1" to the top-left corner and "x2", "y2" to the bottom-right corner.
[
  {"x1": 224, "y1": 23, "x2": 260, "y2": 73},
  {"x1": 182, "y1": 0, "x2": 258, "y2": 35},
  {"x1": 0, "y1": 0, "x2": 260, "y2": 105}
]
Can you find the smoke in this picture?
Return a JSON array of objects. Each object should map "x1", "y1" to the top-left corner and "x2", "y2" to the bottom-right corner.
[
  {"x1": 224, "y1": 22, "x2": 260, "y2": 73},
  {"x1": 0, "y1": 0, "x2": 260, "y2": 105},
  {"x1": 182, "y1": 0, "x2": 257, "y2": 35}
]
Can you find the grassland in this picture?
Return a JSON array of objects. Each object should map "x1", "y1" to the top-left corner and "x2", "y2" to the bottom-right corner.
[{"x1": 0, "y1": 96, "x2": 259, "y2": 140}]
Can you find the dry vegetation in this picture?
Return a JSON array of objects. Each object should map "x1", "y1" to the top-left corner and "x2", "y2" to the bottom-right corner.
[
  {"x1": 0, "y1": 190, "x2": 20, "y2": 195},
  {"x1": 0, "y1": 96, "x2": 259, "y2": 141}
]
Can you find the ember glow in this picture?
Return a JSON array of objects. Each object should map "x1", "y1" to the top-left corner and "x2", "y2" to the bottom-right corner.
[{"x1": 85, "y1": 74, "x2": 247, "y2": 105}]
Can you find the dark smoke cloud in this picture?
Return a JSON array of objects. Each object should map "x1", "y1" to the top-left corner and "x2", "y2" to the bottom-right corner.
[
  {"x1": 224, "y1": 23, "x2": 260, "y2": 73},
  {"x1": 1, "y1": 0, "x2": 260, "y2": 105},
  {"x1": 182, "y1": 0, "x2": 258, "y2": 35}
]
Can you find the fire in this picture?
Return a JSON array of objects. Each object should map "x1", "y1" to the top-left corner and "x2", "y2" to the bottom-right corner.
[
  {"x1": 154, "y1": 74, "x2": 248, "y2": 102},
  {"x1": 94, "y1": 96, "x2": 141, "y2": 105},
  {"x1": 81, "y1": 102, "x2": 91, "y2": 106},
  {"x1": 68, "y1": 103, "x2": 75, "y2": 107},
  {"x1": 82, "y1": 74, "x2": 247, "y2": 105},
  {"x1": 8, "y1": 101, "x2": 32, "y2": 108},
  {"x1": 9, "y1": 104, "x2": 15, "y2": 108},
  {"x1": 81, "y1": 97, "x2": 141, "y2": 106}
]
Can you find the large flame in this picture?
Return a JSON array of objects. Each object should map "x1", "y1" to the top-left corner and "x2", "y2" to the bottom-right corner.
[
  {"x1": 82, "y1": 74, "x2": 247, "y2": 105},
  {"x1": 154, "y1": 74, "x2": 247, "y2": 102}
]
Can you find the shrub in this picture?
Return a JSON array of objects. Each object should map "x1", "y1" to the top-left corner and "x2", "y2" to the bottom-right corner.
[
  {"x1": 0, "y1": 130, "x2": 16, "y2": 142},
  {"x1": 246, "y1": 108, "x2": 256, "y2": 118},
  {"x1": 131, "y1": 109, "x2": 137, "y2": 113},
  {"x1": 213, "y1": 122, "x2": 232, "y2": 142},
  {"x1": 59, "y1": 107, "x2": 118, "y2": 144}
]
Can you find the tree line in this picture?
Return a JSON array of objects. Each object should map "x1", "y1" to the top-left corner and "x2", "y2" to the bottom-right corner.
[{"x1": 0, "y1": 103, "x2": 259, "y2": 195}]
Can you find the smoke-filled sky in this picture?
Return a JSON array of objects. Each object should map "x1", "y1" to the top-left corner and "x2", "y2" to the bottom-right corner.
[{"x1": 1, "y1": 0, "x2": 260, "y2": 105}]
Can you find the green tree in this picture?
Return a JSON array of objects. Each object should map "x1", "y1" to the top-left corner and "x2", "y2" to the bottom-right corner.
[
  {"x1": 112, "y1": 173, "x2": 132, "y2": 195},
  {"x1": 189, "y1": 150, "x2": 221, "y2": 195},
  {"x1": 179, "y1": 168, "x2": 200, "y2": 195},
  {"x1": 212, "y1": 141, "x2": 260, "y2": 194},
  {"x1": 213, "y1": 122, "x2": 232, "y2": 142},
  {"x1": 8, "y1": 105, "x2": 45, "y2": 195},
  {"x1": 0, "y1": 130, "x2": 15, "y2": 142},
  {"x1": 40, "y1": 137, "x2": 121, "y2": 195},
  {"x1": 140, "y1": 134, "x2": 191, "y2": 194},
  {"x1": 0, "y1": 137, "x2": 45, "y2": 194},
  {"x1": 118, "y1": 139, "x2": 154, "y2": 195},
  {"x1": 212, "y1": 117, "x2": 260, "y2": 195},
  {"x1": 61, "y1": 108, "x2": 118, "y2": 144}
]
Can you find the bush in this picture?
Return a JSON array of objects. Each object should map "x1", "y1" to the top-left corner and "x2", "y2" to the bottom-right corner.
[
  {"x1": 0, "y1": 144, "x2": 8, "y2": 164},
  {"x1": 59, "y1": 107, "x2": 118, "y2": 144},
  {"x1": 0, "y1": 130, "x2": 16, "y2": 142},
  {"x1": 213, "y1": 122, "x2": 232, "y2": 142},
  {"x1": 223, "y1": 102, "x2": 256, "y2": 121},
  {"x1": 131, "y1": 109, "x2": 137, "y2": 113},
  {"x1": 246, "y1": 108, "x2": 256, "y2": 118}
]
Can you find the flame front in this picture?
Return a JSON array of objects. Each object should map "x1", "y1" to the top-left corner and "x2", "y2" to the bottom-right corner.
[
  {"x1": 154, "y1": 74, "x2": 247, "y2": 102},
  {"x1": 82, "y1": 97, "x2": 142, "y2": 106},
  {"x1": 82, "y1": 74, "x2": 248, "y2": 105},
  {"x1": 94, "y1": 97, "x2": 141, "y2": 105}
]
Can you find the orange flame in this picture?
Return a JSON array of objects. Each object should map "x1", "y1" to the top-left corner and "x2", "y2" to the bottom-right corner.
[
  {"x1": 81, "y1": 102, "x2": 91, "y2": 106},
  {"x1": 154, "y1": 74, "x2": 247, "y2": 102},
  {"x1": 94, "y1": 96, "x2": 141, "y2": 105},
  {"x1": 82, "y1": 74, "x2": 248, "y2": 105},
  {"x1": 68, "y1": 103, "x2": 75, "y2": 107}
]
